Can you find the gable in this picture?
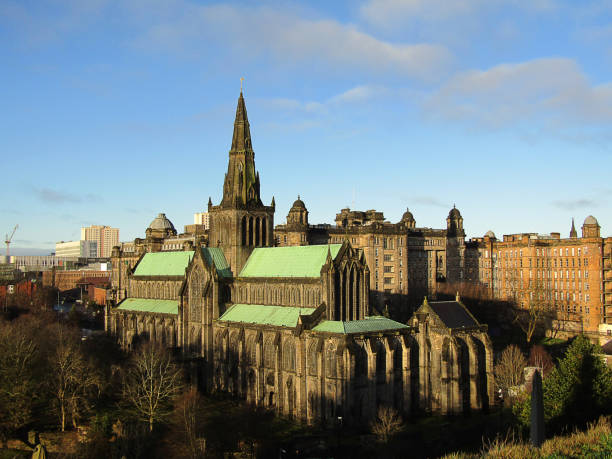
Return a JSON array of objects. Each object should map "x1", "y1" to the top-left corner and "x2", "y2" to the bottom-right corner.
[
  {"x1": 428, "y1": 301, "x2": 480, "y2": 329},
  {"x1": 132, "y1": 251, "x2": 194, "y2": 277},
  {"x1": 201, "y1": 247, "x2": 232, "y2": 278},
  {"x1": 239, "y1": 244, "x2": 342, "y2": 278}
]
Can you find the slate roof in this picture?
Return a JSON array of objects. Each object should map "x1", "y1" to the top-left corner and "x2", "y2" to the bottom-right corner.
[
  {"x1": 313, "y1": 316, "x2": 409, "y2": 334},
  {"x1": 202, "y1": 247, "x2": 232, "y2": 278},
  {"x1": 428, "y1": 301, "x2": 479, "y2": 329},
  {"x1": 218, "y1": 304, "x2": 317, "y2": 327},
  {"x1": 238, "y1": 244, "x2": 342, "y2": 278},
  {"x1": 117, "y1": 298, "x2": 178, "y2": 315},
  {"x1": 133, "y1": 251, "x2": 194, "y2": 277}
]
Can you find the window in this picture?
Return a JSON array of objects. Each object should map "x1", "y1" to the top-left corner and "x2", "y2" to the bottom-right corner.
[
  {"x1": 384, "y1": 254, "x2": 393, "y2": 262},
  {"x1": 375, "y1": 248, "x2": 379, "y2": 257},
  {"x1": 383, "y1": 266, "x2": 392, "y2": 273},
  {"x1": 384, "y1": 277, "x2": 392, "y2": 284}
]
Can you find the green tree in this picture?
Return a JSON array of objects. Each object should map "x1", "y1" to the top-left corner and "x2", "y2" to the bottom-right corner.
[{"x1": 514, "y1": 335, "x2": 612, "y2": 432}]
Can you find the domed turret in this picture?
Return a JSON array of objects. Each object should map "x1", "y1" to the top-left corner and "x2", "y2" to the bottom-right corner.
[
  {"x1": 448, "y1": 206, "x2": 461, "y2": 219},
  {"x1": 287, "y1": 195, "x2": 308, "y2": 226},
  {"x1": 291, "y1": 196, "x2": 306, "y2": 210},
  {"x1": 148, "y1": 213, "x2": 176, "y2": 232},
  {"x1": 401, "y1": 208, "x2": 415, "y2": 228},
  {"x1": 484, "y1": 230, "x2": 496, "y2": 239},
  {"x1": 446, "y1": 205, "x2": 464, "y2": 237},
  {"x1": 145, "y1": 213, "x2": 178, "y2": 245},
  {"x1": 582, "y1": 215, "x2": 600, "y2": 238}
]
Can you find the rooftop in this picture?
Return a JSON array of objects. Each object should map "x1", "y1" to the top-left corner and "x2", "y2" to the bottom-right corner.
[{"x1": 239, "y1": 244, "x2": 341, "y2": 278}]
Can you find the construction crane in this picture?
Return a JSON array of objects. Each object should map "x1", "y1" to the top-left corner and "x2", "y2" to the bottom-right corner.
[{"x1": 5, "y1": 224, "x2": 18, "y2": 257}]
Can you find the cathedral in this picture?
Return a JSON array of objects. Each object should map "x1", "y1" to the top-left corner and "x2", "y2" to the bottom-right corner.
[{"x1": 105, "y1": 91, "x2": 494, "y2": 424}]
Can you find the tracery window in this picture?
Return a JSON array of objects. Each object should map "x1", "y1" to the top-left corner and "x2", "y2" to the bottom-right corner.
[
  {"x1": 307, "y1": 341, "x2": 319, "y2": 376},
  {"x1": 325, "y1": 342, "x2": 337, "y2": 378},
  {"x1": 189, "y1": 265, "x2": 204, "y2": 322},
  {"x1": 282, "y1": 339, "x2": 296, "y2": 372},
  {"x1": 246, "y1": 335, "x2": 257, "y2": 365},
  {"x1": 263, "y1": 339, "x2": 276, "y2": 368}
]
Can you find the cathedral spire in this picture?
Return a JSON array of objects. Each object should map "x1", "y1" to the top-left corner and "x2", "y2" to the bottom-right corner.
[
  {"x1": 230, "y1": 91, "x2": 253, "y2": 153},
  {"x1": 221, "y1": 91, "x2": 260, "y2": 208},
  {"x1": 570, "y1": 217, "x2": 577, "y2": 238}
]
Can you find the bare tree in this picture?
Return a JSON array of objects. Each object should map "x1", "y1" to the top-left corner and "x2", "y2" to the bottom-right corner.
[
  {"x1": 173, "y1": 385, "x2": 205, "y2": 458},
  {"x1": 0, "y1": 319, "x2": 39, "y2": 446},
  {"x1": 122, "y1": 342, "x2": 183, "y2": 432},
  {"x1": 370, "y1": 406, "x2": 403, "y2": 443},
  {"x1": 494, "y1": 344, "x2": 527, "y2": 397},
  {"x1": 48, "y1": 325, "x2": 103, "y2": 431}
]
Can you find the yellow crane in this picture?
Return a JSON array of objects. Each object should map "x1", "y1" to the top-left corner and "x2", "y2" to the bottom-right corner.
[{"x1": 5, "y1": 224, "x2": 18, "y2": 257}]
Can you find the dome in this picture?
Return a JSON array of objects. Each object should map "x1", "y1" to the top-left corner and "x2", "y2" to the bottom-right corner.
[
  {"x1": 484, "y1": 230, "x2": 496, "y2": 238},
  {"x1": 448, "y1": 206, "x2": 461, "y2": 219},
  {"x1": 148, "y1": 213, "x2": 176, "y2": 231},
  {"x1": 584, "y1": 215, "x2": 598, "y2": 226},
  {"x1": 291, "y1": 195, "x2": 306, "y2": 210},
  {"x1": 401, "y1": 208, "x2": 415, "y2": 222}
]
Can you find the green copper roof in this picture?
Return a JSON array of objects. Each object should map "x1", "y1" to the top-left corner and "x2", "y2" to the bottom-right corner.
[
  {"x1": 202, "y1": 247, "x2": 232, "y2": 278},
  {"x1": 117, "y1": 298, "x2": 178, "y2": 315},
  {"x1": 239, "y1": 244, "x2": 342, "y2": 278},
  {"x1": 133, "y1": 251, "x2": 194, "y2": 277},
  {"x1": 313, "y1": 316, "x2": 409, "y2": 334},
  {"x1": 218, "y1": 304, "x2": 317, "y2": 327}
]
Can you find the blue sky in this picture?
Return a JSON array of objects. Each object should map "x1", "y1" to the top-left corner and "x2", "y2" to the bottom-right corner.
[{"x1": 2, "y1": 0, "x2": 611, "y2": 254}]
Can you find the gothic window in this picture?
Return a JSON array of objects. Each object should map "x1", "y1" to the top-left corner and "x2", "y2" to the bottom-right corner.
[
  {"x1": 247, "y1": 335, "x2": 257, "y2": 365},
  {"x1": 189, "y1": 265, "x2": 204, "y2": 322},
  {"x1": 376, "y1": 341, "x2": 386, "y2": 383},
  {"x1": 215, "y1": 332, "x2": 224, "y2": 360},
  {"x1": 307, "y1": 341, "x2": 319, "y2": 376},
  {"x1": 282, "y1": 339, "x2": 296, "y2": 372},
  {"x1": 263, "y1": 339, "x2": 276, "y2": 368},
  {"x1": 229, "y1": 333, "x2": 240, "y2": 368},
  {"x1": 325, "y1": 342, "x2": 337, "y2": 378}
]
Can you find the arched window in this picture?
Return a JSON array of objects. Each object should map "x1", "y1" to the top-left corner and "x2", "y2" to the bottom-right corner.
[
  {"x1": 229, "y1": 333, "x2": 240, "y2": 367},
  {"x1": 241, "y1": 216, "x2": 247, "y2": 245},
  {"x1": 263, "y1": 339, "x2": 276, "y2": 368},
  {"x1": 262, "y1": 218, "x2": 267, "y2": 246},
  {"x1": 282, "y1": 339, "x2": 296, "y2": 372},
  {"x1": 376, "y1": 341, "x2": 386, "y2": 383},
  {"x1": 247, "y1": 335, "x2": 257, "y2": 365},
  {"x1": 325, "y1": 343, "x2": 337, "y2": 378},
  {"x1": 189, "y1": 265, "x2": 204, "y2": 322},
  {"x1": 307, "y1": 341, "x2": 319, "y2": 376}
]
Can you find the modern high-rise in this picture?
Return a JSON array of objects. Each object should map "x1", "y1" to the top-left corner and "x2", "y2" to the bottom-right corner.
[
  {"x1": 81, "y1": 225, "x2": 119, "y2": 258},
  {"x1": 194, "y1": 212, "x2": 210, "y2": 229},
  {"x1": 55, "y1": 240, "x2": 98, "y2": 258}
]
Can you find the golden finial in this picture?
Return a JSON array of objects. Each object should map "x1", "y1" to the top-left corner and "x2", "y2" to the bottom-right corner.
[{"x1": 240, "y1": 77, "x2": 244, "y2": 92}]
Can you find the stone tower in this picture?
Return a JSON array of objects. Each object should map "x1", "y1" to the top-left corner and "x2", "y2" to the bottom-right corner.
[{"x1": 208, "y1": 91, "x2": 275, "y2": 275}]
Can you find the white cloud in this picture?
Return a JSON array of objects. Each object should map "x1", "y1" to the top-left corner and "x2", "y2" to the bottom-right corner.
[
  {"x1": 360, "y1": 0, "x2": 557, "y2": 28},
  {"x1": 424, "y1": 58, "x2": 612, "y2": 130},
  {"x1": 128, "y1": 3, "x2": 451, "y2": 81}
]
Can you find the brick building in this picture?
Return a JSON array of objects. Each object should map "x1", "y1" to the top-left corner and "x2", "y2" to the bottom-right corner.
[{"x1": 465, "y1": 217, "x2": 606, "y2": 336}]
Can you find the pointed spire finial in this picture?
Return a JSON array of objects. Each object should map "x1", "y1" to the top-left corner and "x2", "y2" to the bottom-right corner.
[
  {"x1": 298, "y1": 194, "x2": 300, "y2": 200},
  {"x1": 240, "y1": 77, "x2": 244, "y2": 93},
  {"x1": 570, "y1": 217, "x2": 577, "y2": 238}
]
